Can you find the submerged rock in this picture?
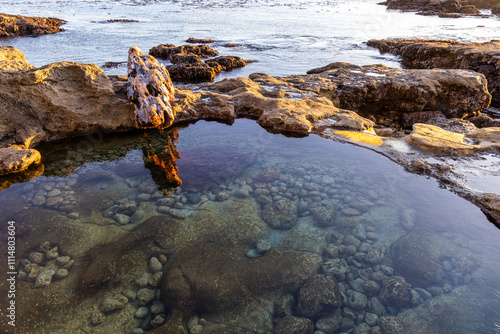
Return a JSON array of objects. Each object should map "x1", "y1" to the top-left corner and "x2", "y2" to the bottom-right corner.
[
  {"x1": 391, "y1": 233, "x2": 444, "y2": 287},
  {"x1": 275, "y1": 316, "x2": 314, "y2": 334},
  {"x1": 0, "y1": 12, "x2": 65, "y2": 38},
  {"x1": 380, "y1": 276, "x2": 410, "y2": 307},
  {"x1": 127, "y1": 46, "x2": 175, "y2": 128},
  {"x1": 262, "y1": 199, "x2": 298, "y2": 229},
  {"x1": 297, "y1": 274, "x2": 342, "y2": 317}
]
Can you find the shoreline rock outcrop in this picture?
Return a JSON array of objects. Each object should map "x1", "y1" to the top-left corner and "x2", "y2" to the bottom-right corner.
[
  {"x1": 367, "y1": 39, "x2": 500, "y2": 105},
  {"x1": 0, "y1": 12, "x2": 65, "y2": 37},
  {"x1": 127, "y1": 46, "x2": 176, "y2": 128},
  {"x1": 0, "y1": 47, "x2": 135, "y2": 149},
  {"x1": 149, "y1": 43, "x2": 252, "y2": 82},
  {"x1": 380, "y1": 0, "x2": 493, "y2": 18}
]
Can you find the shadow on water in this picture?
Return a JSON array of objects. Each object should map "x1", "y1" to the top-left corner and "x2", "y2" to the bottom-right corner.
[{"x1": 0, "y1": 119, "x2": 499, "y2": 333}]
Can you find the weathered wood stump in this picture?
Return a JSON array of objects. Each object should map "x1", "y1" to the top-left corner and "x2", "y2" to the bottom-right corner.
[{"x1": 127, "y1": 46, "x2": 175, "y2": 128}]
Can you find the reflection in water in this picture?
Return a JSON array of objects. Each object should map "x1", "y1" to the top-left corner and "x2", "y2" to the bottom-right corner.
[
  {"x1": 142, "y1": 130, "x2": 182, "y2": 193},
  {"x1": 0, "y1": 120, "x2": 499, "y2": 334}
]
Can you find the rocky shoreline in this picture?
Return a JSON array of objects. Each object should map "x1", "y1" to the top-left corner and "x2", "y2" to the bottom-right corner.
[
  {"x1": 0, "y1": 12, "x2": 65, "y2": 37},
  {"x1": 1, "y1": 40, "x2": 499, "y2": 226},
  {"x1": 379, "y1": 0, "x2": 499, "y2": 18}
]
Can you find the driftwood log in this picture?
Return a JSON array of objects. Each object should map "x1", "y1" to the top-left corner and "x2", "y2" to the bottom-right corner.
[{"x1": 127, "y1": 46, "x2": 175, "y2": 128}]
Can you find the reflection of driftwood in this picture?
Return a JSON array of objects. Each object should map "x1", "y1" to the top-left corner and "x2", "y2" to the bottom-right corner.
[
  {"x1": 142, "y1": 131, "x2": 182, "y2": 192},
  {"x1": 127, "y1": 46, "x2": 175, "y2": 128}
]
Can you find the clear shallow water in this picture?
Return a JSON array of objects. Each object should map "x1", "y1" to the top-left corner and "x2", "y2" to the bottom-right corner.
[
  {"x1": 0, "y1": 0, "x2": 499, "y2": 79},
  {"x1": 0, "y1": 119, "x2": 499, "y2": 333}
]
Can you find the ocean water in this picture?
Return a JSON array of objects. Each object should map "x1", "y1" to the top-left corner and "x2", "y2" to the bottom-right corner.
[
  {"x1": 1, "y1": 0, "x2": 500, "y2": 333},
  {"x1": 0, "y1": 0, "x2": 499, "y2": 78}
]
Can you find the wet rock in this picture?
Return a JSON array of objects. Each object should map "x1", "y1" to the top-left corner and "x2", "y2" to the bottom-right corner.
[
  {"x1": 151, "y1": 301, "x2": 166, "y2": 314},
  {"x1": 297, "y1": 274, "x2": 342, "y2": 317},
  {"x1": 363, "y1": 280, "x2": 381, "y2": 295},
  {"x1": 353, "y1": 224, "x2": 367, "y2": 240},
  {"x1": 340, "y1": 318, "x2": 355, "y2": 331},
  {"x1": 260, "y1": 166, "x2": 281, "y2": 182},
  {"x1": 365, "y1": 246, "x2": 385, "y2": 264},
  {"x1": 367, "y1": 297, "x2": 387, "y2": 317},
  {"x1": 379, "y1": 316, "x2": 405, "y2": 334},
  {"x1": 149, "y1": 256, "x2": 163, "y2": 273},
  {"x1": 151, "y1": 314, "x2": 167, "y2": 327},
  {"x1": 365, "y1": 312, "x2": 379, "y2": 326},
  {"x1": 312, "y1": 206, "x2": 337, "y2": 227},
  {"x1": 275, "y1": 294, "x2": 295, "y2": 318},
  {"x1": 367, "y1": 39, "x2": 500, "y2": 104},
  {"x1": 0, "y1": 147, "x2": 41, "y2": 176},
  {"x1": 34, "y1": 270, "x2": 55, "y2": 288},
  {"x1": 256, "y1": 239, "x2": 271, "y2": 254},
  {"x1": 127, "y1": 46, "x2": 175, "y2": 128},
  {"x1": 354, "y1": 323, "x2": 371, "y2": 334},
  {"x1": 322, "y1": 258, "x2": 350, "y2": 277},
  {"x1": 0, "y1": 13, "x2": 65, "y2": 38},
  {"x1": 99, "y1": 294, "x2": 129, "y2": 313},
  {"x1": 137, "y1": 288, "x2": 156, "y2": 306},
  {"x1": 162, "y1": 242, "x2": 321, "y2": 314},
  {"x1": 113, "y1": 213, "x2": 130, "y2": 225},
  {"x1": 380, "y1": 276, "x2": 409, "y2": 307},
  {"x1": 25, "y1": 263, "x2": 40, "y2": 281},
  {"x1": 45, "y1": 246, "x2": 59, "y2": 260},
  {"x1": 149, "y1": 272, "x2": 163, "y2": 288},
  {"x1": 400, "y1": 208, "x2": 416, "y2": 231},
  {"x1": 390, "y1": 232, "x2": 444, "y2": 287},
  {"x1": 134, "y1": 307, "x2": 149, "y2": 319},
  {"x1": 275, "y1": 316, "x2": 314, "y2": 334},
  {"x1": 54, "y1": 269, "x2": 69, "y2": 279},
  {"x1": 315, "y1": 312, "x2": 342, "y2": 333},
  {"x1": 348, "y1": 291, "x2": 368, "y2": 310},
  {"x1": 262, "y1": 199, "x2": 298, "y2": 229},
  {"x1": 28, "y1": 252, "x2": 44, "y2": 264},
  {"x1": 89, "y1": 310, "x2": 105, "y2": 326}
]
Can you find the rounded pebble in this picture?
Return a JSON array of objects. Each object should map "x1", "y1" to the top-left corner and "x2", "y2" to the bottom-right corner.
[
  {"x1": 134, "y1": 307, "x2": 150, "y2": 319},
  {"x1": 149, "y1": 257, "x2": 163, "y2": 273}
]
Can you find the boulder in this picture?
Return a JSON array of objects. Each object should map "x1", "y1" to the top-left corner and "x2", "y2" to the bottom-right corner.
[
  {"x1": 0, "y1": 46, "x2": 35, "y2": 71},
  {"x1": 476, "y1": 193, "x2": 500, "y2": 226},
  {"x1": 0, "y1": 147, "x2": 41, "y2": 175},
  {"x1": 384, "y1": 0, "x2": 494, "y2": 16},
  {"x1": 0, "y1": 59, "x2": 135, "y2": 147},
  {"x1": 297, "y1": 274, "x2": 342, "y2": 317},
  {"x1": 262, "y1": 199, "x2": 298, "y2": 229},
  {"x1": 275, "y1": 316, "x2": 314, "y2": 334},
  {"x1": 307, "y1": 64, "x2": 490, "y2": 122},
  {"x1": 367, "y1": 39, "x2": 500, "y2": 104},
  {"x1": 379, "y1": 276, "x2": 409, "y2": 307},
  {"x1": 0, "y1": 12, "x2": 65, "y2": 38},
  {"x1": 405, "y1": 123, "x2": 479, "y2": 153},
  {"x1": 390, "y1": 232, "x2": 444, "y2": 287},
  {"x1": 161, "y1": 244, "x2": 321, "y2": 314},
  {"x1": 127, "y1": 46, "x2": 175, "y2": 128},
  {"x1": 149, "y1": 43, "x2": 251, "y2": 82}
]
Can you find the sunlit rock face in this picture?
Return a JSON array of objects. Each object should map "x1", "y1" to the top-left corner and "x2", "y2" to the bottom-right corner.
[
  {"x1": 0, "y1": 53, "x2": 135, "y2": 148},
  {"x1": 0, "y1": 12, "x2": 65, "y2": 38},
  {"x1": 367, "y1": 39, "x2": 500, "y2": 105},
  {"x1": 127, "y1": 46, "x2": 176, "y2": 128}
]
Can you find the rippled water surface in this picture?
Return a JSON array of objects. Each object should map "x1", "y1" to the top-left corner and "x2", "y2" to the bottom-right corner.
[
  {"x1": 0, "y1": 120, "x2": 499, "y2": 333},
  {"x1": 1, "y1": 0, "x2": 499, "y2": 78}
]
